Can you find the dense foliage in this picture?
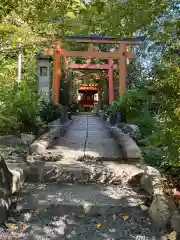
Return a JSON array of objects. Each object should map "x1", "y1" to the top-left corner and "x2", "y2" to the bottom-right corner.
[
  {"x1": 0, "y1": 79, "x2": 63, "y2": 135},
  {"x1": 109, "y1": 87, "x2": 156, "y2": 137},
  {"x1": 39, "y1": 101, "x2": 62, "y2": 124},
  {"x1": 106, "y1": 0, "x2": 179, "y2": 169}
]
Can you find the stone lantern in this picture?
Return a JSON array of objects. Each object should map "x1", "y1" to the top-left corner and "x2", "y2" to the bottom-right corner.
[{"x1": 36, "y1": 55, "x2": 51, "y2": 102}]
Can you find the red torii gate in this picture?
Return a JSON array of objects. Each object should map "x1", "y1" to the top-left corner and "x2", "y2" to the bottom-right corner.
[
  {"x1": 46, "y1": 36, "x2": 144, "y2": 104},
  {"x1": 68, "y1": 58, "x2": 117, "y2": 104}
]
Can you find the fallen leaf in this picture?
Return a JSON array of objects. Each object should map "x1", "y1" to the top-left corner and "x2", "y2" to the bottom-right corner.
[
  {"x1": 167, "y1": 231, "x2": 177, "y2": 240},
  {"x1": 5, "y1": 223, "x2": 18, "y2": 230},
  {"x1": 136, "y1": 199, "x2": 142, "y2": 205},
  {"x1": 95, "y1": 223, "x2": 104, "y2": 229},
  {"x1": 140, "y1": 204, "x2": 149, "y2": 211},
  {"x1": 123, "y1": 216, "x2": 129, "y2": 221}
]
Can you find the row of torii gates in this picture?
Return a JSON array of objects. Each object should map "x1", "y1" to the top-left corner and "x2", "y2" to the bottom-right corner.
[{"x1": 46, "y1": 36, "x2": 144, "y2": 105}]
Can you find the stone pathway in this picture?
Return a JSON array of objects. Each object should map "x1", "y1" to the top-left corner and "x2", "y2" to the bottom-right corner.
[
  {"x1": 47, "y1": 115, "x2": 124, "y2": 160},
  {"x1": 37, "y1": 115, "x2": 143, "y2": 184},
  {"x1": 1, "y1": 115, "x2": 167, "y2": 239}
]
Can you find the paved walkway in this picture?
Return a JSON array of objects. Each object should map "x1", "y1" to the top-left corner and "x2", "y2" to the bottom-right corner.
[{"x1": 48, "y1": 115, "x2": 124, "y2": 160}]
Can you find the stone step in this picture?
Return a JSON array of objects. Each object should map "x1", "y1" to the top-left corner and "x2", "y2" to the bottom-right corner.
[
  {"x1": 7, "y1": 157, "x2": 142, "y2": 185},
  {"x1": 42, "y1": 161, "x2": 128, "y2": 184},
  {"x1": 8, "y1": 182, "x2": 162, "y2": 239},
  {"x1": 16, "y1": 183, "x2": 147, "y2": 217}
]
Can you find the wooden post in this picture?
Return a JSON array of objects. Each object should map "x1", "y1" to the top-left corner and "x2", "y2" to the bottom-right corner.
[
  {"x1": 87, "y1": 43, "x2": 94, "y2": 64},
  {"x1": 108, "y1": 59, "x2": 115, "y2": 104},
  {"x1": 88, "y1": 43, "x2": 94, "y2": 52},
  {"x1": 52, "y1": 40, "x2": 62, "y2": 104},
  {"x1": 118, "y1": 43, "x2": 127, "y2": 96},
  {"x1": 87, "y1": 59, "x2": 91, "y2": 64}
]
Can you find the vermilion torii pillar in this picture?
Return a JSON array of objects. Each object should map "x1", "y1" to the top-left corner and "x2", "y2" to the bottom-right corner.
[
  {"x1": 108, "y1": 59, "x2": 115, "y2": 104},
  {"x1": 119, "y1": 43, "x2": 127, "y2": 95}
]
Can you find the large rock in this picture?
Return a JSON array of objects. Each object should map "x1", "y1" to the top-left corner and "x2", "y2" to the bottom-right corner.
[
  {"x1": 148, "y1": 194, "x2": 171, "y2": 228},
  {"x1": 0, "y1": 155, "x2": 25, "y2": 224},
  {"x1": 110, "y1": 126, "x2": 142, "y2": 159},
  {"x1": 29, "y1": 119, "x2": 74, "y2": 155},
  {"x1": 141, "y1": 166, "x2": 179, "y2": 231},
  {"x1": 140, "y1": 166, "x2": 163, "y2": 196},
  {"x1": 30, "y1": 140, "x2": 48, "y2": 154},
  {"x1": 9, "y1": 168, "x2": 24, "y2": 194},
  {"x1": 0, "y1": 155, "x2": 12, "y2": 224},
  {"x1": 29, "y1": 124, "x2": 64, "y2": 154},
  {"x1": 120, "y1": 124, "x2": 141, "y2": 140}
]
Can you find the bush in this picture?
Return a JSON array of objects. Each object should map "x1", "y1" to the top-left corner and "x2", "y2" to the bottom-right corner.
[
  {"x1": 0, "y1": 82, "x2": 43, "y2": 135},
  {"x1": 132, "y1": 111, "x2": 155, "y2": 138},
  {"x1": 39, "y1": 101, "x2": 62, "y2": 123},
  {"x1": 108, "y1": 88, "x2": 156, "y2": 137},
  {"x1": 0, "y1": 81, "x2": 64, "y2": 136},
  {"x1": 142, "y1": 146, "x2": 163, "y2": 167},
  {"x1": 109, "y1": 89, "x2": 149, "y2": 116}
]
